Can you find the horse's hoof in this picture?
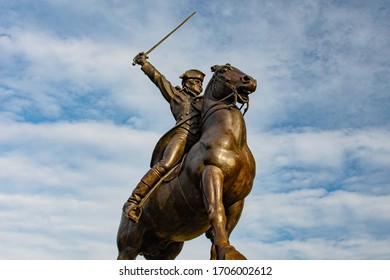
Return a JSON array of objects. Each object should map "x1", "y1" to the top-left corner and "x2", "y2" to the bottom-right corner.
[
  {"x1": 225, "y1": 251, "x2": 247, "y2": 260},
  {"x1": 218, "y1": 245, "x2": 247, "y2": 260}
]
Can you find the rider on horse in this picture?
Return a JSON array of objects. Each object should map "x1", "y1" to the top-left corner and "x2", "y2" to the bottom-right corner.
[{"x1": 123, "y1": 52, "x2": 205, "y2": 223}]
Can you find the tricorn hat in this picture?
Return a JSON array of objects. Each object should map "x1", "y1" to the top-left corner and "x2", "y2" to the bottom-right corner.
[{"x1": 179, "y1": 69, "x2": 205, "y2": 82}]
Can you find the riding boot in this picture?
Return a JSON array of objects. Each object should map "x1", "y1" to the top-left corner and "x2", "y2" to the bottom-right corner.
[{"x1": 123, "y1": 168, "x2": 162, "y2": 223}]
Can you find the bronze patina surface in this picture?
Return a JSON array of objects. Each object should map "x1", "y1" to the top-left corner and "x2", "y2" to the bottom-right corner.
[{"x1": 117, "y1": 60, "x2": 257, "y2": 260}]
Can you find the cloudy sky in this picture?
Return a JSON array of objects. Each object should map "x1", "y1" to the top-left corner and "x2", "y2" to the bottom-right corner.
[{"x1": 1, "y1": 0, "x2": 389, "y2": 260}]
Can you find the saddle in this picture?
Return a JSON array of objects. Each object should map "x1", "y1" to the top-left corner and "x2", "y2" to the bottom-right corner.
[{"x1": 138, "y1": 154, "x2": 187, "y2": 209}]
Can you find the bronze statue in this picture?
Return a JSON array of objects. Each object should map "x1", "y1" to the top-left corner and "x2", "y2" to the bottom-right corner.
[
  {"x1": 123, "y1": 53, "x2": 205, "y2": 223},
  {"x1": 117, "y1": 62, "x2": 257, "y2": 260}
]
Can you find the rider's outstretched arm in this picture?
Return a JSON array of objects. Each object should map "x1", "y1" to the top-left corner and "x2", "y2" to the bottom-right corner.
[{"x1": 133, "y1": 52, "x2": 176, "y2": 103}]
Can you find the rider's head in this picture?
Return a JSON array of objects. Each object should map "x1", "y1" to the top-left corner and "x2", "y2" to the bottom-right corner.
[{"x1": 180, "y1": 69, "x2": 205, "y2": 96}]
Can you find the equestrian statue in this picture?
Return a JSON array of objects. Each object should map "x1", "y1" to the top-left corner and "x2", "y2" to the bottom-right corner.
[
  {"x1": 117, "y1": 12, "x2": 257, "y2": 260},
  {"x1": 118, "y1": 57, "x2": 257, "y2": 259}
]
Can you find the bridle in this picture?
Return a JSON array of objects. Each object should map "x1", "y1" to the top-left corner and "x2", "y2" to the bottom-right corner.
[{"x1": 201, "y1": 73, "x2": 250, "y2": 125}]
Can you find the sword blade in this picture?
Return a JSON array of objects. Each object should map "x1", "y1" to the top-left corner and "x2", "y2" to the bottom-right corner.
[{"x1": 144, "y1": 11, "x2": 196, "y2": 55}]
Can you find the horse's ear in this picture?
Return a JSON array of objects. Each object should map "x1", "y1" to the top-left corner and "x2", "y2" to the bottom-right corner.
[{"x1": 211, "y1": 65, "x2": 218, "y2": 72}]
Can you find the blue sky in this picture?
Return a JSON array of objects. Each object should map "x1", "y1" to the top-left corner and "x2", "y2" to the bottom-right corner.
[{"x1": 0, "y1": 0, "x2": 389, "y2": 259}]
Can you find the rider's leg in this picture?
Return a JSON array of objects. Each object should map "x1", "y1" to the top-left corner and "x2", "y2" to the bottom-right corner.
[
  {"x1": 123, "y1": 167, "x2": 162, "y2": 222},
  {"x1": 124, "y1": 132, "x2": 187, "y2": 223},
  {"x1": 158, "y1": 131, "x2": 187, "y2": 171}
]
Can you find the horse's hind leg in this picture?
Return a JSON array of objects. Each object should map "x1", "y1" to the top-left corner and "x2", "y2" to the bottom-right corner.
[
  {"x1": 201, "y1": 166, "x2": 246, "y2": 260},
  {"x1": 225, "y1": 199, "x2": 245, "y2": 238}
]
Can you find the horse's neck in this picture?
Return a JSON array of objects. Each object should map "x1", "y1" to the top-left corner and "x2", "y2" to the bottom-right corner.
[
  {"x1": 202, "y1": 98, "x2": 232, "y2": 122},
  {"x1": 201, "y1": 98, "x2": 247, "y2": 142}
]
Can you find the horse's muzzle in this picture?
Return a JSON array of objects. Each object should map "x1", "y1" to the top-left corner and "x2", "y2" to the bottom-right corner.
[{"x1": 238, "y1": 75, "x2": 257, "y2": 95}]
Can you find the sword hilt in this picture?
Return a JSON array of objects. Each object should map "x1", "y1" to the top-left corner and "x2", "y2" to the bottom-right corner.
[{"x1": 132, "y1": 52, "x2": 148, "y2": 66}]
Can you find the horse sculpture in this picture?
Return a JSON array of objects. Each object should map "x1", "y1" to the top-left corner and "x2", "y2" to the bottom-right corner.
[{"x1": 117, "y1": 63, "x2": 257, "y2": 260}]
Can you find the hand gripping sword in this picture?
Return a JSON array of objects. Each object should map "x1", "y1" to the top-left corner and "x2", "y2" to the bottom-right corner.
[{"x1": 132, "y1": 11, "x2": 196, "y2": 65}]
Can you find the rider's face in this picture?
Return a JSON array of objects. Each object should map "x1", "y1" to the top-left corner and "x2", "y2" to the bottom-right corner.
[{"x1": 185, "y1": 79, "x2": 203, "y2": 95}]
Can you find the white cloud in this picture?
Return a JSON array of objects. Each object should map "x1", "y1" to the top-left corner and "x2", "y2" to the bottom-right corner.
[
  {"x1": 235, "y1": 238, "x2": 390, "y2": 260},
  {"x1": 232, "y1": 188, "x2": 390, "y2": 259},
  {"x1": 1, "y1": 26, "x2": 134, "y2": 112},
  {"x1": 0, "y1": 120, "x2": 161, "y2": 259},
  {"x1": 249, "y1": 128, "x2": 390, "y2": 194}
]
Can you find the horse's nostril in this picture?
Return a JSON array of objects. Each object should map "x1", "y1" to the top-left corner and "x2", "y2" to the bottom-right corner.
[{"x1": 242, "y1": 75, "x2": 252, "y2": 82}]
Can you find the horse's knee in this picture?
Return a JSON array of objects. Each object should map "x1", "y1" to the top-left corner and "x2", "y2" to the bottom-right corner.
[
  {"x1": 205, "y1": 204, "x2": 225, "y2": 221},
  {"x1": 202, "y1": 165, "x2": 224, "y2": 179}
]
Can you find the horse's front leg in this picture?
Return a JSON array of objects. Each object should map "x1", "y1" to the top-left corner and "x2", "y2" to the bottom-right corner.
[{"x1": 201, "y1": 165, "x2": 246, "y2": 260}]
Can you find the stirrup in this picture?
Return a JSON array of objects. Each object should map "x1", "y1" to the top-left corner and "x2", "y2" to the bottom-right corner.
[{"x1": 123, "y1": 201, "x2": 143, "y2": 223}]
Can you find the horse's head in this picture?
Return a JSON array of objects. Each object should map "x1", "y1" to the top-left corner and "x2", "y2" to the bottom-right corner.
[{"x1": 205, "y1": 63, "x2": 257, "y2": 105}]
